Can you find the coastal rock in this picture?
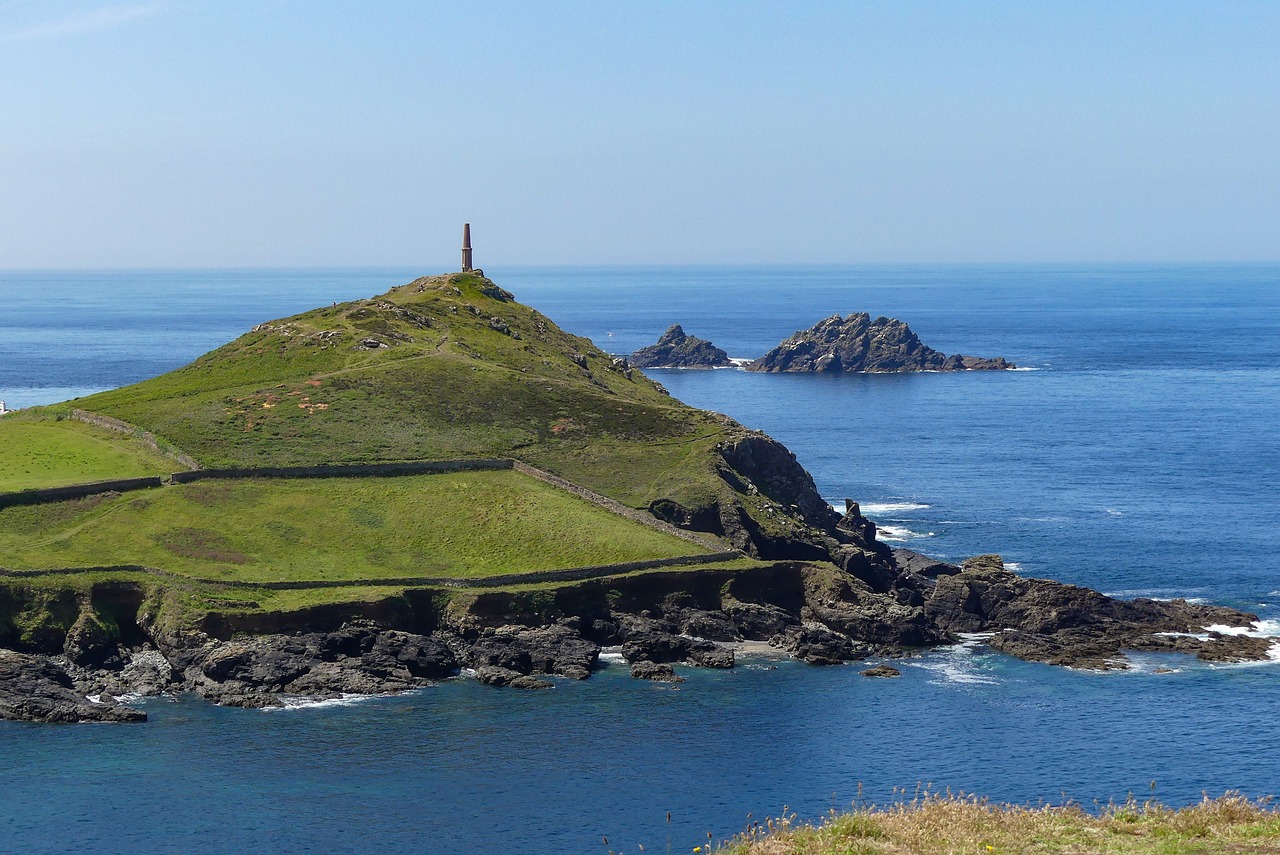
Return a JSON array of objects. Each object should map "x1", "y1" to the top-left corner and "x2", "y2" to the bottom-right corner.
[
  {"x1": 860, "y1": 664, "x2": 901, "y2": 678},
  {"x1": 475, "y1": 665, "x2": 523, "y2": 687},
  {"x1": 774, "y1": 623, "x2": 870, "y2": 665},
  {"x1": 687, "y1": 641, "x2": 734, "y2": 669},
  {"x1": 0, "y1": 651, "x2": 145, "y2": 723},
  {"x1": 630, "y1": 660, "x2": 684, "y2": 682},
  {"x1": 722, "y1": 600, "x2": 798, "y2": 640},
  {"x1": 925, "y1": 554, "x2": 1267, "y2": 668},
  {"x1": 631, "y1": 325, "x2": 731, "y2": 369},
  {"x1": 467, "y1": 624, "x2": 599, "y2": 680},
  {"x1": 63, "y1": 607, "x2": 124, "y2": 669},
  {"x1": 185, "y1": 625, "x2": 458, "y2": 707},
  {"x1": 717, "y1": 433, "x2": 841, "y2": 532},
  {"x1": 747, "y1": 313, "x2": 1013, "y2": 373}
]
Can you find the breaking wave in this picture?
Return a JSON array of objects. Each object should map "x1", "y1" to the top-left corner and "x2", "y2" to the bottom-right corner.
[{"x1": 877, "y1": 525, "x2": 935, "y2": 542}]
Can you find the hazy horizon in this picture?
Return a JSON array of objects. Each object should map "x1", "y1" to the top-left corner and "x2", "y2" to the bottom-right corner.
[{"x1": 2, "y1": 2, "x2": 1277, "y2": 268}]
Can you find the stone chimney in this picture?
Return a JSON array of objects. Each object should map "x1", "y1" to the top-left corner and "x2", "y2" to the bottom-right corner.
[{"x1": 461, "y1": 223, "x2": 473, "y2": 272}]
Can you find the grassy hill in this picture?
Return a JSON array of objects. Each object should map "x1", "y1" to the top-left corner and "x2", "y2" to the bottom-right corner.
[
  {"x1": 0, "y1": 272, "x2": 839, "y2": 642},
  {"x1": 72, "y1": 273, "x2": 733, "y2": 513},
  {"x1": 0, "y1": 412, "x2": 175, "y2": 491}
]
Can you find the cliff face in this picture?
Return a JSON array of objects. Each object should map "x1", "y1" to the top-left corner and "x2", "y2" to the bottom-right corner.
[
  {"x1": 631, "y1": 324, "x2": 731, "y2": 369},
  {"x1": 748, "y1": 313, "x2": 1013, "y2": 373}
]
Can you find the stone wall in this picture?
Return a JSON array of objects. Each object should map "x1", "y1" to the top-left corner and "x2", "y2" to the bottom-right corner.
[
  {"x1": 169, "y1": 459, "x2": 513, "y2": 484},
  {"x1": 0, "y1": 551, "x2": 744, "y2": 591},
  {"x1": 69, "y1": 409, "x2": 202, "y2": 471},
  {"x1": 511, "y1": 461, "x2": 724, "y2": 550},
  {"x1": 0, "y1": 477, "x2": 165, "y2": 510}
]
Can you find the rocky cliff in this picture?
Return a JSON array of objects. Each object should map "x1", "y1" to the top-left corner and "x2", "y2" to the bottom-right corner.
[
  {"x1": 631, "y1": 324, "x2": 732, "y2": 369},
  {"x1": 748, "y1": 313, "x2": 1013, "y2": 373},
  {"x1": 3, "y1": 545, "x2": 1272, "y2": 721}
]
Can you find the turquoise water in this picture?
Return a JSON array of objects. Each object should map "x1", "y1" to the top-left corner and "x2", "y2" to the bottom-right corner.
[{"x1": 2, "y1": 265, "x2": 1278, "y2": 853}]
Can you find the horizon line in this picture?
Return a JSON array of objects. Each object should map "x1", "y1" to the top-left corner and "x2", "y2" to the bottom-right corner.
[{"x1": 2, "y1": 259, "x2": 1279, "y2": 274}]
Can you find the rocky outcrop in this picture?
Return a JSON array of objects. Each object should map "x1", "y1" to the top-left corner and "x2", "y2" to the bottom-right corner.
[
  {"x1": 748, "y1": 313, "x2": 1013, "y2": 373},
  {"x1": 631, "y1": 325, "x2": 731, "y2": 369},
  {"x1": 0, "y1": 650, "x2": 145, "y2": 722},
  {"x1": 923, "y1": 554, "x2": 1270, "y2": 669}
]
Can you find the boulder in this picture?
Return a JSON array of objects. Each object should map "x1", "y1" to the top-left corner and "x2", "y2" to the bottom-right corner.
[
  {"x1": 860, "y1": 664, "x2": 902, "y2": 678},
  {"x1": 630, "y1": 660, "x2": 684, "y2": 682}
]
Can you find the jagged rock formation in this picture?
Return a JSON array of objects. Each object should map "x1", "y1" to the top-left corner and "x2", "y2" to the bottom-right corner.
[
  {"x1": 748, "y1": 313, "x2": 1013, "y2": 373},
  {"x1": 631, "y1": 324, "x2": 732, "y2": 369}
]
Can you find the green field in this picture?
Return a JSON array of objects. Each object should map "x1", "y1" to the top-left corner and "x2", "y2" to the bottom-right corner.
[
  {"x1": 0, "y1": 470, "x2": 710, "y2": 582},
  {"x1": 0, "y1": 414, "x2": 175, "y2": 492}
]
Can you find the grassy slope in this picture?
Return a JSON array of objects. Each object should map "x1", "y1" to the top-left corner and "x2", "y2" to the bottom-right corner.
[
  {"x1": 717, "y1": 795, "x2": 1280, "y2": 854},
  {"x1": 0, "y1": 413, "x2": 174, "y2": 491},
  {"x1": 0, "y1": 470, "x2": 706, "y2": 582},
  {"x1": 75, "y1": 273, "x2": 733, "y2": 512}
]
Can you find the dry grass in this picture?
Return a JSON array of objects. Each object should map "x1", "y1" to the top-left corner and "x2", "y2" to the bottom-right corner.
[{"x1": 715, "y1": 792, "x2": 1280, "y2": 855}]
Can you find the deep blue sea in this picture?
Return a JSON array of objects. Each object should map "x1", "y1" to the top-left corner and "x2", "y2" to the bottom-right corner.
[{"x1": 2, "y1": 265, "x2": 1278, "y2": 854}]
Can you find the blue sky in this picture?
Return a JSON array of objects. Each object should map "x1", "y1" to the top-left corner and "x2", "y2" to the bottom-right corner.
[{"x1": 1, "y1": 1, "x2": 1276, "y2": 267}]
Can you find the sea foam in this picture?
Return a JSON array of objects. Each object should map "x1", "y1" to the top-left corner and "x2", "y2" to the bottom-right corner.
[{"x1": 877, "y1": 525, "x2": 935, "y2": 542}]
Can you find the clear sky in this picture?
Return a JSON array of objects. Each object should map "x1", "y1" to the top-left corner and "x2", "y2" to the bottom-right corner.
[{"x1": 1, "y1": 1, "x2": 1277, "y2": 267}]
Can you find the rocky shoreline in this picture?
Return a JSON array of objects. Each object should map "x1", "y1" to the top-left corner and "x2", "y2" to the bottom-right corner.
[{"x1": 3, "y1": 543, "x2": 1272, "y2": 723}]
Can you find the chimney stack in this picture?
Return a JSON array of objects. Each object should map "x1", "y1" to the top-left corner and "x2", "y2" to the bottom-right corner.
[{"x1": 461, "y1": 223, "x2": 473, "y2": 272}]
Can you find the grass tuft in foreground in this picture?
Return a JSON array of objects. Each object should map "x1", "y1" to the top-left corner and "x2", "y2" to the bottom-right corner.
[{"x1": 713, "y1": 793, "x2": 1280, "y2": 855}]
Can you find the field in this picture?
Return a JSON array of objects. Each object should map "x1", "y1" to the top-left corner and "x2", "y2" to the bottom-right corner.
[
  {"x1": 714, "y1": 794, "x2": 1280, "y2": 855},
  {"x1": 0, "y1": 470, "x2": 711, "y2": 583},
  {"x1": 0, "y1": 414, "x2": 175, "y2": 492}
]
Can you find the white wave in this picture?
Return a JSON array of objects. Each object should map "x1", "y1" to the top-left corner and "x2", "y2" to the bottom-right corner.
[
  {"x1": 265, "y1": 692, "x2": 387, "y2": 712},
  {"x1": 597, "y1": 648, "x2": 627, "y2": 664},
  {"x1": 1003, "y1": 562, "x2": 1022, "y2": 572},
  {"x1": 861, "y1": 501, "x2": 931, "y2": 514},
  {"x1": 1104, "y1": 508, "x2": 1124, "y2": 517},
  {"x1": 85, "y1": 694, "x2": 102, "y2": 704},
  {"x1": 909, "y1": 634, "x2": 1000, "y2": 686},
  {"x1": 728, "y1": 357, "x2": 753, "y2": 367},
  {"x1": 1009, "y1": 366, "x2": 1042, "y2": 371},
  {"x1": 1203, "y1": 619, "x2": 1280, "y2": 638},
  {"x1": 1103, "y1": 588, "x2": 1205, "y2": 601},
  {"x1": 877, "y1": 525, "x2": 934, "y2": 542}
]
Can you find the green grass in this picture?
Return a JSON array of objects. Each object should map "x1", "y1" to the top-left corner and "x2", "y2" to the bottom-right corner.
[
  {"x1": 0, "y1": 470, "x2": 709, "y2": 583},
  {"x1": 0, "y1": 413, "x2": 175, "y2": 492},
  {"x1": 72, "y1": 273, "x2": 736, "y2": 512},
  {"x1": 713, "y1": 794, "x2": 1280, "y2": 854}
]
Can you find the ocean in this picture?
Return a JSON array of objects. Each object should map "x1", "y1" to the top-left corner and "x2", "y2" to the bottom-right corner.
[{"x1": 2, "y1": 264, "x2": 1278, "y2": 854}]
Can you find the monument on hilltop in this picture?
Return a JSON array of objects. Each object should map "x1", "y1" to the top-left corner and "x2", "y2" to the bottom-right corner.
[{"x1": 461, "y1": 223, "x2": 473, "y2": 272}]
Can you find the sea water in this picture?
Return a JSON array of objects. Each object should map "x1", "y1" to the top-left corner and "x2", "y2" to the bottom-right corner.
[{"x1": 2, "y1": 265, "x2": 1278, "y2": 854}]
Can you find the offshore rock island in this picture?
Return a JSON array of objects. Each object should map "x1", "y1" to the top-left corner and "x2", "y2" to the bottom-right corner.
[
  {"x1": 749, "y1": 312, "x2": 1014, "y2": 372},
  {"x1": 0, "y1": 267, "x2": 1270, "y2": 723},
  {"x1": 630, "y1": 324, "x2": 732, "y2": 369}
]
